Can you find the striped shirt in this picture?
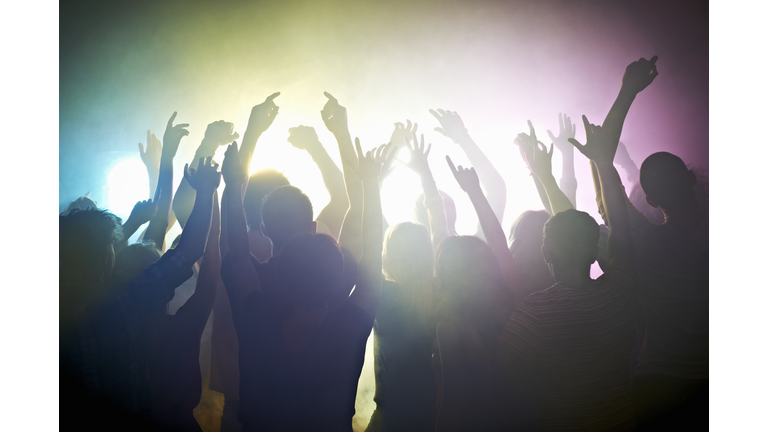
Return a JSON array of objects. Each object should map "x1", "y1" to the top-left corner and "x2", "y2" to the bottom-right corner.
[{"x1": 498, "y1": 262, "x2": 637, "y2": 431}]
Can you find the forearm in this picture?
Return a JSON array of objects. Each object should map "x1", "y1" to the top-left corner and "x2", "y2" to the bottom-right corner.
[
  {"x1": 239, "y1": 130, "x2": 262, "y2": 173},
  {"x1": 591, "y1": 161, "x2": 608, "y2": 225},
  {"x1": 174, "y1": 226, "x2": 220, "y2": 333},
  {"x1": 308, "y1": 145, "x2": 349, "y2": 238},
  {"x1": 537, "y1": 174, "x2": 574, "y2": 216},
  {"x1": 467, "y1": 189, "x2": 524, "y2": 303},
  {"x1": 456, "y1": 135, "x2": 507, "y2": 220},
  {"x1": 531, "y1": 174, "x2": 552, "y2": 214},
  {"x1": 145, "y1": 156, "x2": 174, "y2": 249},
  {"x1": 603, "y1": 88, "x2": 637, "y2": 142},
  {"x1": 559, "y1": 150, "x2": 578, "y2": 208},
  {"x1": 421, "y1": 171, "x2": 450, "y2": 248},
  {"x1": 595, "y1": 161, "x2": 635, "y2": 267},
  {"x1": 354, "y1": 180, "x2": 383, "y2": 316},
  {"x1": 224, "y1": 186, "x2": 249, "y2": 258},
  {"x1": 335, "y1": 130, "x2": 363, "y2": 206},
  {"x1": 120, "y1": 219, "x2": 142, "y2": 244},
  {"x1": 335, "y1": 131, "x2": 363, "y2": 258},
  {"x1": 176, "y1": 188, "x2": 214, "y2": 263},
  {"x1": 172, "y1": 140, "x2": 221, "y2": 229},
  {"x1": 147, "y1": 170, "x2": 159, "y2": 199}
]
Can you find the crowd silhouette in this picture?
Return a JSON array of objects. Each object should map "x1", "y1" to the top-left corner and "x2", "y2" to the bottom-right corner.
[{"x1": 60, "y1": 56, "x2": 708, "y2": 431}]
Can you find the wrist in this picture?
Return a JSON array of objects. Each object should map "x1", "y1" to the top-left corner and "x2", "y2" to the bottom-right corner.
[
  {"x1": 452, "y1": 130, "x2": 472, "y2": 145},
  {"x1": 305, "y1": 143, "x2": 326, "y2": 159},
  {"x1": 418, "y1": 169, "x2": 435, "y2": 184},
  {"x1": 196, "y1": 140, "x2": 219, "y2": 157},
  {"x1": 537, "y1": 172, "x2": 558, "y2": 185},
  {"x1": 594, "y1": 160, "x2": 615, "y2": 172},
  {"x1": 242, "y1": 129, "x2": 260, "y2": 145},
  {"x1": 618, "y1": 87, "x2": 639, "y2": 100},
  {"x1": 332, "y1": 129, "x2": 352, "y2": 141}
]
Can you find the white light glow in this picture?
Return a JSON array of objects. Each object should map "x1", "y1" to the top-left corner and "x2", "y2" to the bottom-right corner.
[{"x1": 107, "y1": 158, "x2": 149, "y2": 221}]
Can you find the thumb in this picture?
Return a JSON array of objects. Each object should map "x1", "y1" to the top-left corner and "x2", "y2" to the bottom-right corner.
[
  {"x1": 546, "y1": 130, "x2": 556, "y2": 142},
  {"x1": 138, "y1": 143, "x2": 145, "y2": 155},
  {"x1": 567, "y1": 138, "x2": 586, "y2": 155}
]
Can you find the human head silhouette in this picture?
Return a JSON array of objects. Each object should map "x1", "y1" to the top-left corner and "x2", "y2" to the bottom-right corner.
[
  {"x1": 541, "y1": 209, "x2": 600, "y2": 270},
  {"x1": 640, "y1": 151, "x2": 697, "y2": 211},
  {"x1": 244, "y1": 168, "x2": 290, "y2": 230},
  {"x1": 260, "y1": 185, "x2": 316, "y2": 255},
  {"x1": 60, "y1": 208, "x2": 123, "y2": 288}
]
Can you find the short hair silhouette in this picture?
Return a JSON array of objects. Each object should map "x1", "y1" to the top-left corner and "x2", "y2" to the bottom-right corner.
[
  {"x1": 542, "y1": 209, "x2": 600, "y2": 267},
  {"x1": 60, "y1": 209, "x2": 123, "y2": 285},
  {"x1": 278, "y1": 233, "x2": 344, "y2": 305},
  {"x1": 261, "y1": 185, "x2": 314, "y2": 250},
  {"x1": 244, "y1": 169, "x2": 290, "y2": 230},
  {"x1": 640, "y1": 152, "x2": 693, "y2": 209}
]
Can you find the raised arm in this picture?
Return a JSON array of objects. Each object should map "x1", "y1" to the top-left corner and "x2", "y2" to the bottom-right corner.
[
  {"x1": 172, "y1": 120, "x2": 239, "y2": 228},
  {"x1": 240, "y1": 93, "x2": 280, "y2": 178},
  {"x1": 520, "y1": 121, "x2": 575, "y2": 215},
  {"x1": 346, "y1": 139, "x2": 384, "y2": 320},
  {"x1": 287, "y1": 125, "x2": 349, "y2": 239},
  {"x1": 322, "y1": 92, "x2": 364, "y2": 259},
  {"x1": 221, "y1": 142, "x2": 261, "y2": 310},
  {"x1": 175, "y1": 156, "x2": 219, "y2": 265},
  {"x1": 398, "y1": 133, "x2": 449, "y2": 249},
  {"x1": 145, "y1": 112, "x2": 189, "y2": 251},
  {"x1": 546, "y1": 113, "x2": 579, "y2": 207},
  {"x1": 174, "y1": 190, "x2": 221, "y2": 336},
  {"x1": 137, "y1": 129, "x2": 176, "y2": 241},
  {"x1": 446, "y1": 156, "x2": 526, "y2": 305},
  {"x1": 430, "y1": 108, "x2": 507, "y2": 227},
  {"x1": 138, "y1": 130, "x2": 162, "y2": 199},
  {"x1": 514, "y1": 133, "x2": 552, "y2": 214},
  {"x1": 603, "y1": 56, "x2": 659, "y2": 145},
  {"x1": 569, "y1": 117, "x2": 636, "y2": 270}
]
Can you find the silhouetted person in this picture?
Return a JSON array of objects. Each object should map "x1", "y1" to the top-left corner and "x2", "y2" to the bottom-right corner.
[
  {"x1": 623, "y1": 151, "x2": 708, "y2": 430},
  {"x1": 219, "y1": 139, "x2": 385, "y2": 431},
  {"x1": 366, "y1": 222, "x2": 438, "y2": 432},
  {"x1": 497, "y1": 112, "x2": 642, "y2": 430},
  {"x1": 433, "y1": 236, "x2": 522, "y2": 431},
  {"x1": 60, "y1": 165, "x2": 213, "y2": 430}
]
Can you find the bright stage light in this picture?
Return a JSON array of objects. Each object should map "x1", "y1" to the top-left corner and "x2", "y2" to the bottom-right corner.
[{"x1": 107, "y1": 158, "x2": 149, "y2": 221}]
